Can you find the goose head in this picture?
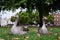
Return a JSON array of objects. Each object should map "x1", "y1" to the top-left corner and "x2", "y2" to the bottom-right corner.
[
  {"x1": 12, "y1": 16, "x2": 19, "y2": 26},
  {"x1": 42, "y1": 17, "x2": 47, "y2": 28},
  {"x1": 43, "y1": 17, "x2": 47, "y2": 21}
]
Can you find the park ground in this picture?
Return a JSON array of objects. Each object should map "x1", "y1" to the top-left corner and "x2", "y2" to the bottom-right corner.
[{"x1": 0, "y1": 26, "x2": 60, "y2": 40}]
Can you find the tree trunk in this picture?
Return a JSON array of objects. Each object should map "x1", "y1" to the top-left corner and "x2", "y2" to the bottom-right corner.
[
  {"x1": 38, "y1": 10, "x2": 43, "y2": 32},
  {"x1": 39, "y1": 11, "x2": 43, "y2": 27}
]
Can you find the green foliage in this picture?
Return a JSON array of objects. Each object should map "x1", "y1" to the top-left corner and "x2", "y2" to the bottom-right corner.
[
  {"x1": 11, "y1": 16, "x2": 16, "y2": 22},
  {"x1": 2, "y1": 0, "x2": 57, "y2": 15},
  {"x1": 18, "y1": 12, "x2": 30, "y2": 24},
  {"x1": 17, "y1": 10, "x2": 39, "y2": 24},
  {"x1": 1, "y1": 0, "x2": 27, "y2": 10},
  {"x1": 2, "y1": 0, "x2": 59, "y2": 27},
  {"x1": 34, "y1": 10, "x2": 40, "y2": 23},
  {"x1": 1, "y1": 0, "x2": 59, "y2": 16},
  {"x1": 47, "y1": 14, "x2": 54, "y2": 22}
]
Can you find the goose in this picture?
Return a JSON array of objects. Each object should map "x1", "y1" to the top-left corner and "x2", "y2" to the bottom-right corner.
[
  {"x1": 39, "y1": 17, "x2": 48, "y2": 34},
  {"x1": 11, "y1": 16, "x2": 28, "y2": 35}
]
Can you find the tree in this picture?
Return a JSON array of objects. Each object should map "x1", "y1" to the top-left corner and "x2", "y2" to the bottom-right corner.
[
  {"x1": 33, "y1": 10, "x2": 40, "y2": 24},
  {"x1": 17, "y1": 11, "x2": 37, "y2": 25},
  {"x1": 45, "y1": 14, "x2": 54, "y2": 26},
  {"x1": 2, "y1": 0, "x2": 60, "y2": 34},
  {"x1": 25, "y1": 0, "x2": 60, "y2": 34},
  {"x1": 47, "y1": 14, "x2": 54, "y2": 23},
  {"x1": 18, "y1": 12, "x2": 30, "y2": 25}
]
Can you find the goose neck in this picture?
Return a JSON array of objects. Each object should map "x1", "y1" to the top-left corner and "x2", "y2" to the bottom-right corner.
[{"x1": 13, "y1": 19, "x2": 18, "y2": 27}]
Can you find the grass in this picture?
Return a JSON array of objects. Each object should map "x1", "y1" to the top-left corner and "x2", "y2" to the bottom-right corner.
[{"x1": 0, "y1": 27, "x2": 60, "y2": 40}]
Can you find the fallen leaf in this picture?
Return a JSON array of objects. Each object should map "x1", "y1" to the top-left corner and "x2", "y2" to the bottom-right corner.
[
  {"x1": 58, "y1": 37, "x2": 60, "y2": 40},
  {"x1": 37, "y1": 33, "x2": 40, "y2": 37},
  {"x1": 0, "y1": 39, "x2": 4, "y2": 40},
  {"x1": 25, "y1": 36, "x2": 29, "y2": 39}
]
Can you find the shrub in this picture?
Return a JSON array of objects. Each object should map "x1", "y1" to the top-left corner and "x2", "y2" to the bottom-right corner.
[{"x1": 11, "y1": 16, "x2": 16, "y2": 22}]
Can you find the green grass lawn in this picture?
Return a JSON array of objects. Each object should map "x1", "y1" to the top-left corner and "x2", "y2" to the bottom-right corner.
[{"x1": 0, "y1": 27, "x2": 60, "y2": 40}]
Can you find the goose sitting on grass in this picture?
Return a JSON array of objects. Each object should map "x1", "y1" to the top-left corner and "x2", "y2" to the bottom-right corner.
[{"x1": 11, "y1": 16, "x2": 28, "y2": 35}]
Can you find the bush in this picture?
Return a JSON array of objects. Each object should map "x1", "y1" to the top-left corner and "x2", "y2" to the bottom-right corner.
[
  {"x1": 18, "y1": 12, "x2": 30, "y2": 25},
  {"x1": 11, "y1": 16, "x2": 16, "y2": 22},
  {"x1": 17, "y1": 11, "x2": 39, "y2": 25},
  {"x1": 47, "y1": 14, "x2": 54, "y2": 22}
]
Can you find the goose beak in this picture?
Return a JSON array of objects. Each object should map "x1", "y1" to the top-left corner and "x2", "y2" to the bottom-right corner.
[{"x1": 44, "y1": 17, "x2": 47, "y2": 20}]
